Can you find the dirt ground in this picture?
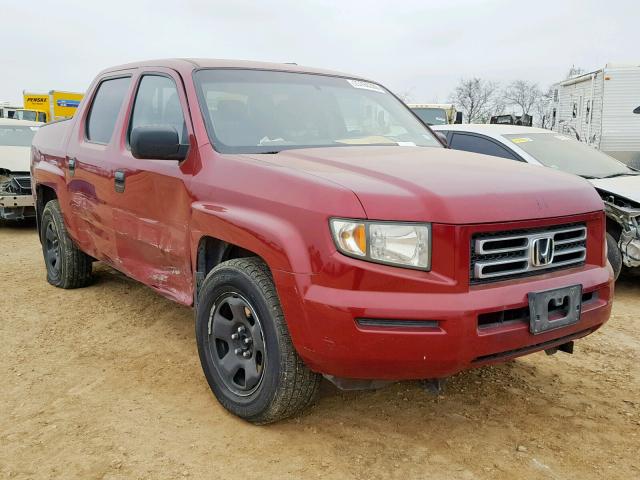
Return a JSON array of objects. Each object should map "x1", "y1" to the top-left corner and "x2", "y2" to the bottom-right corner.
[{"x1": 1, "y1": 223, "x2": 638, "y2": 480}]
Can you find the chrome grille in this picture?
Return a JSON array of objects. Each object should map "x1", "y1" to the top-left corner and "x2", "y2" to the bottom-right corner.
[{"x1": 471, "y1": 224, "x2": 587, "y2": 283}]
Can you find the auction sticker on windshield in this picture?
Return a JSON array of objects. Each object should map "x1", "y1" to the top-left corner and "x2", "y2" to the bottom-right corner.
[
  {"x1": 346, "y1": 79, "x2": 384, "y2": 93},
  {"x1": 510, "y1": 137, "x2": 533, "y2": 144}
]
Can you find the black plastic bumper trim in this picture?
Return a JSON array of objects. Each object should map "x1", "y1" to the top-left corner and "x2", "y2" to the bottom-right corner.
[
  {"x1": 472, "y1": 327, "x2": 594, "y2": 364},
  {"x1": 356, "y1": 318, "x2": 439, "y2": 328}
]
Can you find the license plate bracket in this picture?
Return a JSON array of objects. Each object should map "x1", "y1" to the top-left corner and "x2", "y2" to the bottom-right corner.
[{"x1": 528, "y1": 284, "x2": 582, "y2": 335}]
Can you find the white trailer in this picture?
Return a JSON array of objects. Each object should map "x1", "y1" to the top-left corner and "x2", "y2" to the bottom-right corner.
[{"x1": 550, "y1": 63, "x2": 640, "y2": 168}]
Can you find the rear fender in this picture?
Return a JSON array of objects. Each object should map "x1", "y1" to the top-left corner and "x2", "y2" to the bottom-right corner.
[{"x1": 33, "y1": 160, "x2": 67, "y2": 237}]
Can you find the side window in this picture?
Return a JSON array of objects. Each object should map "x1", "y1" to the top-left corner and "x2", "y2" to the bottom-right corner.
[
  {"x1": 129, "y1": 75, "x2": 186, "y2": 144},
  {"x1": 86, "y1": 77, "x2": 131, "y2": 144},
  {"x1": 449, "y1": 133, "x2": 518, "y2": 161}
]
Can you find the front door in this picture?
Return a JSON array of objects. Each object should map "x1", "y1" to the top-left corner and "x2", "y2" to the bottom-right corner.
[{"x1": 106, "y1": 69, "x2": 195, "y2": 304}]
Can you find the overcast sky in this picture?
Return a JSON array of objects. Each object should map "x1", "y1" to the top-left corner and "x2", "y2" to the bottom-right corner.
[{"x1": 2, "y1": 0, "x2": 638, "y2": 105}]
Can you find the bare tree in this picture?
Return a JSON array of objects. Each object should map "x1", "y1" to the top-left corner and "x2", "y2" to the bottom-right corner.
[
  {"x1": 534, "y1": 87, "x2": 554, "y2": 129},
  {"x1": 503, "y1": 80, "x2": 541, "y2": 116},
  {"x1": 450, "y1": 78, "x2": 500, "y2": 123},
  {"x1": 566, "y1": 65, "x2": 585, "y2": 79}
]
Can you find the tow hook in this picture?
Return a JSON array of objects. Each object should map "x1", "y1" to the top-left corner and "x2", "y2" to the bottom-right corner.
[{"x1": 545, "y1": 340, "x2": 574, "y2": 356}]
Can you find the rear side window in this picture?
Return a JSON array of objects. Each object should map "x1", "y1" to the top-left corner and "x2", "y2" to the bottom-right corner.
[
  {"x1": 449, "y1": 133, "x2": 519, "y2": 161},
  {"x1": 86, "y1": 77, "x2": 131, "y2": 144},
  {"x1": 129, "y1": 75, "x2": 186, "y2": 143}
]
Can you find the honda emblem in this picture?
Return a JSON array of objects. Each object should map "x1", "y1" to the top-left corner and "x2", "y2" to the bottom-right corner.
[{"x1": 531, "y1": 237, "x2": 554, "y2": 266}]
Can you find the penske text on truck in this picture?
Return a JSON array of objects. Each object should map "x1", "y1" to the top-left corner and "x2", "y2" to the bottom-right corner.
[{"x1": 23, "y1": 90, "x2": 83, "y2": 122}]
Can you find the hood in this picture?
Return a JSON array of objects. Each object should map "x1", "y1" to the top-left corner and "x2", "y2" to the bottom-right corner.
[
  {"x1": 0, "y1": 145, "x2": 31, "y2": 173},
  {"x1": 252, "y1": 146, "x2": 603, "y2": 224},
  {"x1": 590, "y1": 176, "x2": 640, "y2": 205}
]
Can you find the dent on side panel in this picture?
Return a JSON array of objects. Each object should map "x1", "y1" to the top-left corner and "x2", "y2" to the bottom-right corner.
[
  {"x1": 112, "y1": 206, "x2": 191, "y2": 303},
  {"x1": 110, "y1": 170, "x2": 194, "y2": 306}
]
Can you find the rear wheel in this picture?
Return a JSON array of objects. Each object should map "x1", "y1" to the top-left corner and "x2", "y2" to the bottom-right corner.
[
  {"x1": 195, "y1": 257, "x2": 320, "y2": 424},
  {"x1": 607, "y1": 232, "x2": 622, "y2": 281},
  {"x1": 40, "y1": 200, "x2": 92, "y2": 288}
]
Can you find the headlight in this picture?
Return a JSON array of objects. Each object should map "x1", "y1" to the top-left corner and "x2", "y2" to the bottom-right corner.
[{"x1": 330, "y1": 218, "x2": 431, "y2": 269}]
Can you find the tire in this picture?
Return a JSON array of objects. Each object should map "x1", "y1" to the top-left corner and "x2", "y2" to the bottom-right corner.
[
  {"x1": 606, "y1": 232, "x2": 622, "y2": 281},
  {"x1": 195, "y1": 257, "x2": 320, "y2": 424},
  {"x1": 40, "y1": 199, "x2": 92, "y2": 288}
]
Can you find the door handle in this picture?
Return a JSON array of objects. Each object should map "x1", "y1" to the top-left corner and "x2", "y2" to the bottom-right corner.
[
  {"x1": 114, "y1": 169, "x2": 125, "y2": 193},
  {"x1": 68, "y1": 157, "x2": 76, "y2": 176}
]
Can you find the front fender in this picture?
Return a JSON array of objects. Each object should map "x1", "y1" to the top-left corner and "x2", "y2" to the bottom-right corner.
[
  {"x1": 190, "y1": 201, "x2": 313, "y2": 274},
  {"x1": 190, "y1": 202, "x2": 325, "y2": 354}
]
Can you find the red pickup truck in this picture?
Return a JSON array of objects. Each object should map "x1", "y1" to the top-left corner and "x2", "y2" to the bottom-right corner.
[{"x1": 31, "y1": 59, "x2": 613, "y2": 423}]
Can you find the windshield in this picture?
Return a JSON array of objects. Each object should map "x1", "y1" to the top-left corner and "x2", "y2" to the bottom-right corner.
[
  {"x1": 194, "y1": 69, "x2": 442, "y2": 154},
  {"x1": 503, "y1": 133, "x2": 637, "y2": 178},
  {"x1": 0, "y1": 125, "x2": 38, "y2": 147},
  {"x1": 15, "y1": 110, "x2": 38, "y2": 122},
  {"x1": 412, "y1": 107, "x2": 448, "y2": 125}
]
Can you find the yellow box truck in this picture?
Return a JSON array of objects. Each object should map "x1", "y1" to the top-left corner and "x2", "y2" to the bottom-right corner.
[{"x1": 23, "y1": 90, "x2": 84, "y2": 122}]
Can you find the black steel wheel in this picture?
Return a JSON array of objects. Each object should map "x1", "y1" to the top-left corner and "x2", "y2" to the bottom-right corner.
[
  {"x1": 44, "y1": 221, "x2": 62, "y2": 279},
  {"x1": 40, "y1": 200, "x2": 92, "y2": 289},
  {"x1": 195, "y1": 257, "x2": 320, "y2": 424},
  {"x1": 208, "y1": 293, "x2": 266, "y2": 396}
]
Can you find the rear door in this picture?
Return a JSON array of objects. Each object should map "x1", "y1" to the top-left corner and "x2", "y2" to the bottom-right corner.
[
  {"x1": 65, "y1": 74, "x2": 133, "y2": 262},
  {"x1": 106, "y1": 69, "x2": 195, "y2": 304}
]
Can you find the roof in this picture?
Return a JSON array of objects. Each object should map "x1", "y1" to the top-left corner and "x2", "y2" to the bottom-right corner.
[
  {"x1": 0, "y1": 118, "x2": 44, "y2": 127},
  {"x1": 100, "y1": 58, "x2": 369, "y2": 81},
  {"x1": 431, "y1": 123, "x2": 551, "y2": 135}
]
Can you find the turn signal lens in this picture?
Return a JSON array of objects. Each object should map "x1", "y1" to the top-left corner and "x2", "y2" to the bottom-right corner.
[{"x1": 330, "y1": 220, "x2": 367, "y2": 257}]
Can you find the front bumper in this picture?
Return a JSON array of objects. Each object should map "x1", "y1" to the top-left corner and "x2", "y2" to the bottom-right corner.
[
  {"x1": 0, "y1": 174, "x2": 35, "y2": 220},
  {"x1": 0, "y1": 193, "x2": 34, "y2": 209},
  {"x1": 277, "y1": 265, "x2": 612, "y2": 380},
  {"x1": 0, "y1": 194, "x2": 35, "y2": 220}
]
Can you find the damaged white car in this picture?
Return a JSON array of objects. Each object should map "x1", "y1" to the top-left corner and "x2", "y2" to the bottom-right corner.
[
  {"x1": 433, "y1": 124, "x2": 640, "y2": 279},
  {"x1": 0, "y1": 118, "x2": 40, "y2": 222}
]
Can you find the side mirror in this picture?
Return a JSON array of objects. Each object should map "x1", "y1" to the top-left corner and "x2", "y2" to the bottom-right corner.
[
  {"x1": 435, "y1": 131, "x2": 449, "y2": 147},
  {"x1": 130, "y1": 125, "x2": 187, "y2": 160},
  {"x1": 634, "y1": 106, "x2": 640, "y2": 114},
  {"x1": 454, "y1": 112, "x2": 463, "y2": 124}
]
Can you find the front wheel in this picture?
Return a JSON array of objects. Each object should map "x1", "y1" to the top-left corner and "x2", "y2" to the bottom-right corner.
[{"x1": 195, "y1": 257, "x2": 320, "y2": 424}]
